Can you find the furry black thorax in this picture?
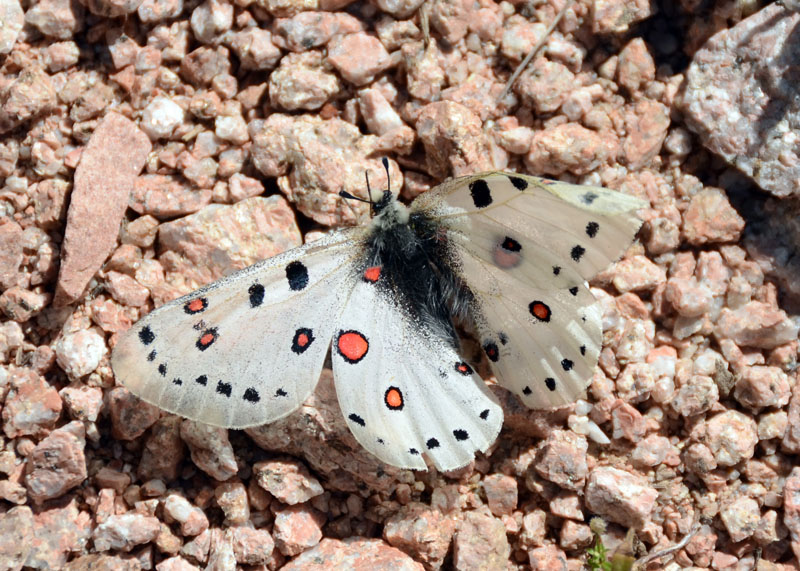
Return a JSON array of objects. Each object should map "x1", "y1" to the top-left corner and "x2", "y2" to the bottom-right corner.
[{"x1": 364, "y1": 195, "x2": 472, "y2": 347}]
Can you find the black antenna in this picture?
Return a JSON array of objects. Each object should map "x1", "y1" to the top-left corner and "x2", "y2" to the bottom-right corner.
[
  {"x1": 339, "y1": 157, "x2": 393, "y2": 217},
  {"x1": 382, "y1": 157, "x2": 390, "y2": 195}
]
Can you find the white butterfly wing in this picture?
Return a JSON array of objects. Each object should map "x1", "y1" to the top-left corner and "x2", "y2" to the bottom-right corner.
[
  {"x1": 330, "y1": 274, "x2": 503, "y2": 471},
  {"x1": 112, "y1": 229, "x2": 360, "y2": 429},
  {"x1": 412, "y1": 172, "x2": 645, "y2": 408}
]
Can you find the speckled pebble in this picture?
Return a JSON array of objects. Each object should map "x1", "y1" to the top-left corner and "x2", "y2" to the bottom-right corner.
[
  {"x1": 697, "y1": 410, "x2": 758, "y2": 467},
  {"x1": 229, "y1": 526, "x2": 275, "y2": 565},
  {"x1": 584, "y1": 466, "x2": 658, "y2": 528},
  {"x1": 164, "y1": 494, "x2": 210, "y2": 536},
  {"x1": 383, "y1": 502, "x2": 455, "y2": 568},
  {"x1": 273, "y1": 505, "x2": 325, "y2": 556},
  {"x1": 720, "y1": 496, "x2": 760, "y2": 542},
  {"x1": 734, "y1": 365, "x2": 791, "y2": 410},
  {"x1": 25, "y1": 421, "x2": 88, "y2": 503},
  {"x1": 214, "y1": 480, "x2": 250, "y2": 525},
  {"x1": 180, "y1": 421, "x2": 238, "y2": 481},
  {"x1": 59, "y1": 384, "x2": 103, "y2": 422},
  {"x1": 55, "y1": 326, "x2": 108, "y2": 379},
  {"x1": 327, "y1": 32, "x2": 393, "y2": 86},
  {"x1": 253, "y1": 458, "x2": 324, "y2": 505},
  {"x1": 481, "y1": 473, "x2": 518, "y2": 516},
  {"x1": 281, "y1": 537, "x2": 423, "y2": 570},
  {"x1": 93, "y1": 513, "x2": 160, "y2": 552},
  {"x1": 533, "y1": 430, "x2": 588, "y2": 491},
  {"x1": 452, "y1": 509, "x2": 510, "y2": 571}
]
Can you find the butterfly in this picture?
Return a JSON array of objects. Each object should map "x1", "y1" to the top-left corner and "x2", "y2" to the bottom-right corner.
[{"x1": 111, "y1": 164, "x2": 645, "y2": 471}]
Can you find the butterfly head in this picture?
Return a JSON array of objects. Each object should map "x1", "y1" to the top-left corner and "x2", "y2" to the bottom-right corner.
[
  {"x1": 372, "y1": 191, "x2": 409, "y2": 228},
  {"x1": 339, "y1": 157, "x2": 407, "y2": 225}
]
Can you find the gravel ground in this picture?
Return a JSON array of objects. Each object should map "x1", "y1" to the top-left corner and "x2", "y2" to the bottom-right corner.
[{"x1": 0, "y1": 0, "x2": 798, "y2": 569}]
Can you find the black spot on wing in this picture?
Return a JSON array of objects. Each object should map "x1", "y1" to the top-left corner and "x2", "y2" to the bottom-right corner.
[
  {"x1": 286, "y1": 261, "x2": 309, "y2": 291},
  {"x1": 561, "y1": 359, "x2": 574, "y2": 371},
  {"x1": 569, "y1": 287, "x2": 579, "y2": 296},
  {"x1": 249, "y1": 283, "x2": 265, "y2": 307},
  {"x1": 582, "y1": 192, "x2": 598, "y2": 204},
  {"x1": 216, "y1": 381, "x2": 232, "y2": 397},
  {"x1": 276, "y1": 388, "x2": 288, "y2": 397},
  {"x1": 349, "y1": 413, "x2": 365, "y2": 427},
  {"x1": 158, "y1": 363, "x2": 167, "y2": 376},
  {"x1": 469, "y1": 179, "x2": 493, "y2": 208},
  {"x1": 139, "y1": 326, "x2": 155, "y2": 345},
  {"x1": 571, "y1": 245, "x2": 586, "y2": 262},
  {"x1": 195, "y1": 375, "x2": 208, "y2": 386},
  {"x1": 147, "y1": 350, "x2": 157, "y2": 362},
  {"x1": 479, "y1": 409, "x2": 490, "y2": 420},
  {"x1": 426, "y1": 438, "x2": 440, "y2": 449},
  {"x1": 243, "y1": 387, "x2": 260, "y2": 403},
  {"x1": 522, "y1": 386, "x2": 532, "y2": 396},
  {"x1": 586, "y1": 221, "x2": 599, "y2": 238},
  {"x1": 507, "y1": 175, "x2": 528, "y2": 190},
  {"x1": 453, "y1": 429, "x2": 469, "y2": 441},
  {"x1": 545, "y1": 377, "x2": 556, "y2": 391},
  {"x1": 501, "y1": 236, "x2": 521, "y2": 252}
]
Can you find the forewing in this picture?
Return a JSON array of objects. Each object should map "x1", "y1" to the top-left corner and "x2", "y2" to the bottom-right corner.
[
  {"x1": 331, "y1": 273, "x2": 503, "y2": 471},
  {"x1": 111, "y1": 229, "x2": 360, "y2": 429}
]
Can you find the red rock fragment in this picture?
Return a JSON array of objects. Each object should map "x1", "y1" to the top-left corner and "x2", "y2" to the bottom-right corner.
[
  {"x1": 281, "y1": 538, "x2": 423, "y2": 570},
  {"x1": 54, "y1": 113, "x2": 151, "y2": 306}
]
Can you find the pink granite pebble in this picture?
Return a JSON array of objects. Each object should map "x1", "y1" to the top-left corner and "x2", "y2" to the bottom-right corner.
[
  {"x1": 2, "y1": 368, "x2": 62, "y2": 438},
  {"x1": 273, "y1": 505, "x2": 325, "y2": 556},
  {"x1": 452, "y1": 509, "x2": 510, "y2": 570},
  {"x1": 54, "y1": 113, "x2": 151, "y2": 306},
  {"x1": 481, "y1": 473, "x2": 518, "y2": 516},
  {"x1": 383, "y1": 502, "x2": 455, "y2": 568},
  {"x1": 584, "y1": 466, "x2": 658, "y2": 528},
  {"x1": 253, "y1": 458, "x2": 323, "y2": 505},
  {"x1": 93, "y1": 513, "x2": 160, "y2": 552},
  {"x1": 164, "y1": 494, "x2": 210, "y2": 536},
  {"x1": 180, "y1": 421, "x2": 238, "y2": 481},
  {"x1": 533, "y1": 430, "x2": 588, "y2": 491},
  {"x1": 282, "y1": 537, "x2": 423, "y2": 570},
  {"x1": 327, "y1": 32, "x2": 392, "y2": 86}
]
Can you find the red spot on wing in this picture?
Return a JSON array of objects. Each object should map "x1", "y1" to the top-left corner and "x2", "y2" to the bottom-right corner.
[
  {"x1": 196, "y1": 328, "x2": 218, "y2": 351},
  {"x1": 185, "y1": 297, "x2": 208, "y2": 314},
  {"x1": 493, "y1": 237, "x2": 522, "y2": 269},
  {"x1": 291, "y1": 328, "x2": 314, "y2": 354},
  {"x1": 363, "y1": 266, "x2": 381, "y2": 283},
  {"x1": 529, "y1": 301, "x2": 551, "y2": 322},
  {"x1": 493, "y1": 246, "x2": 521, "y2": 269},
  {"x1": 455, "y1": 361, "x2": 473, "y2": 375},
  {"x1": 337, "y1": 330, "x2": 369, "y2": 363},
  {"x1": 384, "y1": 386, "x2": 404, "y2": 410}
]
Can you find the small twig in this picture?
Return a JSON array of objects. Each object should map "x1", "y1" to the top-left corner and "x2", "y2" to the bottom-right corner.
[
  {"x1": 420, "y1": 0, "x2": 431, "y2": 48},
  {"x1": 631, "y1": 520, "x2": 703, "y2": 570},
  {"x1": 498, "y1": 0, "x2": 575, "y2": 102}
]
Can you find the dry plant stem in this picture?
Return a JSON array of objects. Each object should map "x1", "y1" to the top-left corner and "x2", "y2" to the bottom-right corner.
[
  {"x1": 420, "y1": 0, "x2": 431, "y2": 47},
  {"x1": 498, "y1": 0, "x2": 575, "y2": 101},
  {"x1": 631, "y1": 520, "x2": 702, "y2": 570}
]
